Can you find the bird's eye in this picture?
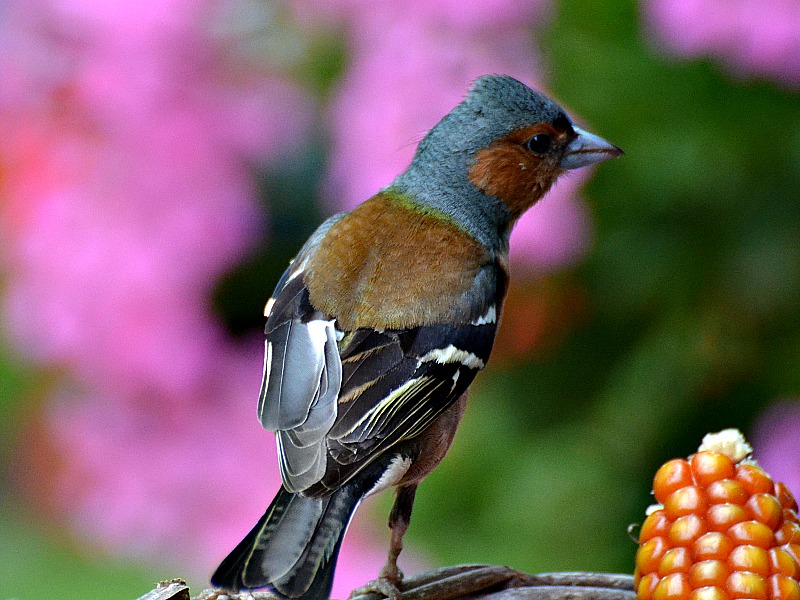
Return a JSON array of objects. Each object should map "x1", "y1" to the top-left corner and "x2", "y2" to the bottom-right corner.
[{"x1": 526, "y1": 134, "x2": 553, "y2": 154}]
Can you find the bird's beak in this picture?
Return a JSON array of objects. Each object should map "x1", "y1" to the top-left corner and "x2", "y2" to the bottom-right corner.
[{"x1": 559, "y1": 126, "x2": 623, "y2": 170}]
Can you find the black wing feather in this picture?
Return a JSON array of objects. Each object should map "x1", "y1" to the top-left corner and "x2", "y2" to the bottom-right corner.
[{"x1": 303, "y1": 317, "x2": 498, "y2": 496}]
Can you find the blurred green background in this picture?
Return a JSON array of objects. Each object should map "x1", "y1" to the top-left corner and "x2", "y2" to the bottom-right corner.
[{"x1": 3, "y1": 0, "x2": 800, "y2": 597}]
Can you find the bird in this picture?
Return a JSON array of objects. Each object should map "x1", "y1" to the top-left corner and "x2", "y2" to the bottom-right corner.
[{"x1": 211, "y1": 74, "x2": 622, "y2": 600}]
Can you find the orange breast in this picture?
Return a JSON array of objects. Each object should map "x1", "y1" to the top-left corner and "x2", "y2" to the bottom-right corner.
[{"x1": 305, "y1": 192, "x2": 490, "y2": 331}]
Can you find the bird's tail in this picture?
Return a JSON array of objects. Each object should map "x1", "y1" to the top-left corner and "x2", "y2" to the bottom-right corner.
[{"x1": 211, "y1": 484, "x2": 361, "y2": 600}]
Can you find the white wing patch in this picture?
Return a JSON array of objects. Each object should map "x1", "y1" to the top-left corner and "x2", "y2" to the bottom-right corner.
[
  {"x1": 286, "y1": 256, "x2": 309, "y2": 284},
  {"x1": 263, "y1": 339, "x2": 273, "y2": 393},
  {"x1": 472, "y1": 305, "x2": 496, "y2": 326},
  {"x1": 306, "y1": 319, "x2": 335, "y2": 347},
  {"x1": 418, "y1": 345, "x2": 485, "y2": 370},
  {"x1": 365, "y1": 455, "x2": 412, "y2": 497},
  {"x1": 263, "y1": 297, "x2": 277, "y2": 317}
]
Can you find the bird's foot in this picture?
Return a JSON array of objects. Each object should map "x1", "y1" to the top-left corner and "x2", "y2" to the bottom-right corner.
[
  {"x1": 379, "y1": 561, "x2": 404, "y2": 586},
  {"x1": 348, "y1": 570, "x2": 403, "y2": 600}
]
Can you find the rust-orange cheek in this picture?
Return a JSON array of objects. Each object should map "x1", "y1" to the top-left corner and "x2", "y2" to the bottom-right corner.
[
  {"x1": 635, "y1": 449, "x2": 800, "y2": 600},
  {"x1": 467, "y1": 125, "x2": 564, "y2": 219}
]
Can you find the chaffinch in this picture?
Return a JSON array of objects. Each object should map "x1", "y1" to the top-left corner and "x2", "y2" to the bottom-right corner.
[{"x1": 211, "y1": 74, "x2": 622, "y2": 600}]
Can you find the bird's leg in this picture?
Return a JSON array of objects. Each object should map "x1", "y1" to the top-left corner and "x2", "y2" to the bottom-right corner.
[
  {"x1": 349, "y1": 485, "x2": 418, "y2": 600},
  {"x1": 380, "y1": 484, "x2": 418, "y2": 585}
]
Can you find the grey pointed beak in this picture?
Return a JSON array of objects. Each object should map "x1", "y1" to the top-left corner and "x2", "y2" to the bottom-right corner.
[{"x1": 559, "y1": 126, "x2": 623, "y2": 170}]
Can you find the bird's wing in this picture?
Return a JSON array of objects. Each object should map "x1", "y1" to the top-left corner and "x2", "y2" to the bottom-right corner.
[
  {"x1": 301, "y1": 312, "x2": 498, "y2": 496},
  {"x1": 257, "y1": 214, "x2": 347, "y2": 492}
]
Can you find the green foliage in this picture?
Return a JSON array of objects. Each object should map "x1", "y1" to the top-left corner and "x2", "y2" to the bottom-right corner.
[
  {"x1": 213, "y1": 143, "x2": 327, "y2": 335},
  {"x1": 394, "y1": 0, "x2": 800, "y2": 577},
  {"x1": 0, "y1": 508, "x2": 161, "y2": 599},
  {"x1": 0, "y1": 342, "x2": 32, "y2": 462}
]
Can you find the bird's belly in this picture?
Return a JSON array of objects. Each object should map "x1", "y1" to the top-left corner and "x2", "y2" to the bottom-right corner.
[{"x1": 398, "y1": 391, "x2": 468, "y2": 486}]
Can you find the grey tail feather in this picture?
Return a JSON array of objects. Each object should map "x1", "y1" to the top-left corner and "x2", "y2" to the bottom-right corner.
[{"x1": 211, "y1": 484, "x2": 362, "y2": 600}]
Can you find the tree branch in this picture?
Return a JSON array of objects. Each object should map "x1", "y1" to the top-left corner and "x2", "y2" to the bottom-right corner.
[{"x1": 135, "y1": 567, "x2": 635, "y2": 600}]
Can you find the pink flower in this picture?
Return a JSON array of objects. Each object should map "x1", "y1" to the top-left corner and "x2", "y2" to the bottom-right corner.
[
  {"x1": 0, "y1": 0, "x2": 311, "y2": 393},
  {"x1": 45, "y1": 347, "x2": 269, "y2": 569},
  {"x1": 510, "y1": 173, "x2": 593, "y2": 272},
  {"x1": 1, "y1": 136, "x2": 263, "y2": 395},
  {"x1": 751, "y1": 401, "x2": 800, "y2": 498},
  {"x1": 644, "y1": 0, "x2": 800, "y2": 87},
  {"x1": 0, "y1": 0, "x2": 386, "y2": 592},
  {"x1": 40, "y1": 346, "x2": 388, "y2": 595},
  {"x1": 292, "y1": 0, "x2": 550, "y2": 31}
]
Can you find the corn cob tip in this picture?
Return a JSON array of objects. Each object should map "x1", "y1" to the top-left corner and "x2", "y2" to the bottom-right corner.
[
  {"x1": 697, "y1": 429, "x2": 753, "y2": 463},
  {"x1": 635, "y1": 429, "x2": 800, "y2": 600}
]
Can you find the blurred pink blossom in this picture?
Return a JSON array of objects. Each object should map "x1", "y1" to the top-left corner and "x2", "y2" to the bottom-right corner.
[
  {"x1": 644, "y1": 0, "x2": 800, "y2": 86},
  {"x1": 510, "y1": 173, "x2": 593, "y2": 271},
  {"x1": 751, "y1": 401, "x2": 800, "y2": 498},
  {"x1": 46, "y1": 348, "x2": 271, "y2": 568},
  {"x1": 43, "y1": 348, "x2": 388, "y2": 594},
  {"x1": 292, "y1": 0, "x2": 551, "y2": 32},
  {"x1": 0, "y1": 0, "x2": 386, "y2": 593},
  {"x1": 293, "y1": 0, "x2": 594, "y2": 271}
]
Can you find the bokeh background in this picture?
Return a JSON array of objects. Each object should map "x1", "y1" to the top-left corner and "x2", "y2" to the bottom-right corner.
[{"x1": 2, "y1": 0, "x2": 800, "y2": 597}]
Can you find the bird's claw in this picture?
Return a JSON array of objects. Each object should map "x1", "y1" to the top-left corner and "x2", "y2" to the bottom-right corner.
[
  {"x1": 378, "y1": 562, "x2": 404, "y2": 586},
  {"x1": 347, "y1": 575, "x2": 403, "y2": 600}
]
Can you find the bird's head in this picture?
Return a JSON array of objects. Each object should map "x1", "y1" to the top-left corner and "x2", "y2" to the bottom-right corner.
[
  {"x1": 459, "y1": 75, "x2": 622, "y2": 219},
  {"x1": 394, "y1": 75, "x2": 621, "y2": 237}
]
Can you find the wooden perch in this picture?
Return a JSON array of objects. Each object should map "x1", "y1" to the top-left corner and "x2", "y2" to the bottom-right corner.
[
  {"x1": 136, "y1": 579, "x2": 190, "y2": 600},
  {"x1": 136, "y1": 567, "x2": 635, "y2": 600}
]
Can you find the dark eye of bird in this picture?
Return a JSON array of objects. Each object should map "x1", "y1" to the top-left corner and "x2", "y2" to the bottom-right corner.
[{"x1": 526, "y1": 133, "x2": 552, "y2": 154}]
